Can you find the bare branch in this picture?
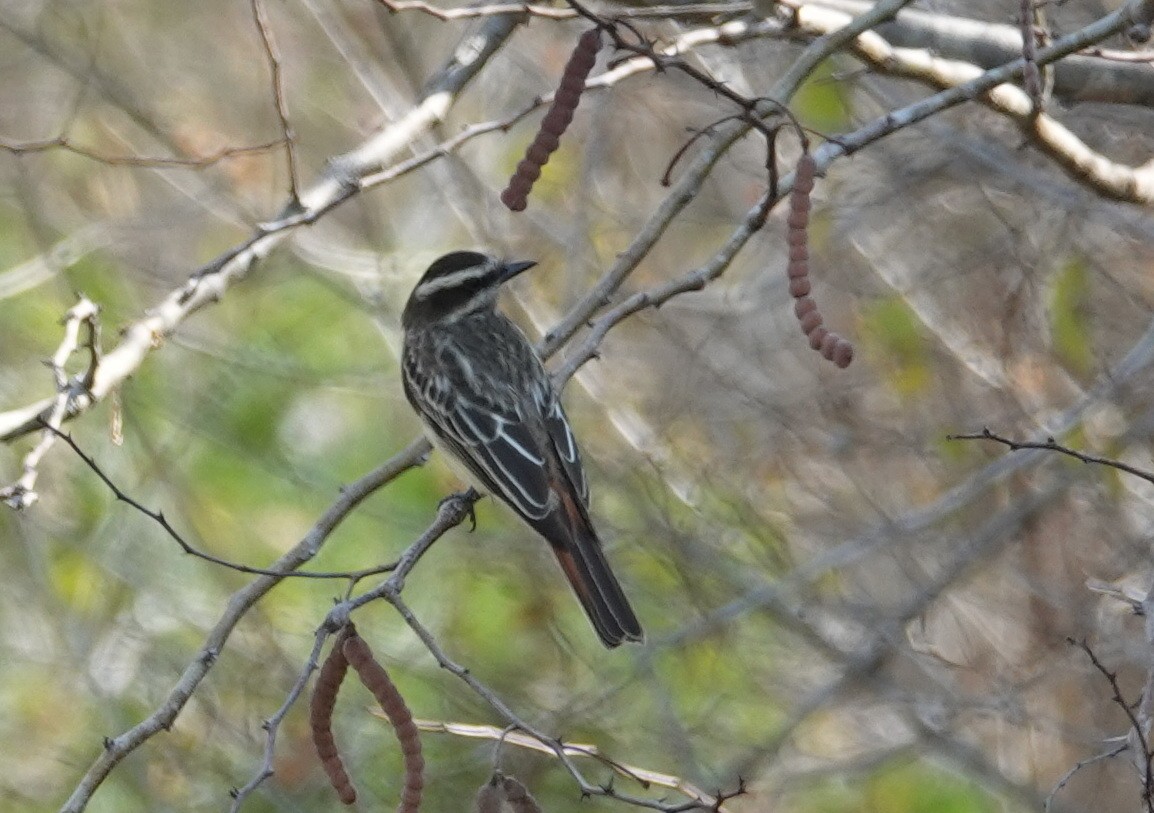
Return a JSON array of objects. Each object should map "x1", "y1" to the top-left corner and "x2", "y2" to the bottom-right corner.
[
  {"x1": 230, "y1": 625, "x2": 355, "y2": 810},
  {"x1": 806, "y1": 0, "x2": 1154, "y2": 105},
  {"x1": 370, "y1": 587, "x2": 735, "y2": 812},
  {"x1": 543, "y1": 0, "x2": 917, "y2": 358},
  {"x1": 420, "y1": 720, "x2": 737, "y2": 809},
  {"x1": 789, "y1": 0, "x2": 1154, "y2": 201},
  {"x1": 1, "y1": 297, "x2": 100, "y2": 509},
  {"x1": 1, "y1": 13, "x2": 525, "y2": 450},
  {"x1": 57, "y1": 438, "x2": 427, "y2": 813},
  {"x1": 373, "y1": 0, "x2": 749, "y2": 20}
]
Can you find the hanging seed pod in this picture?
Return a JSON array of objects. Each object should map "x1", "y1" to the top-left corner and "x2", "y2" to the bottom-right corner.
[
  {"x1": 343, "y1": 633, "x2": 424, "y2": 813},
  {"x1": 501, "y1": 28, "x2": 602, "y2": 211},
  {"x1": 786, "y1": 152, "x2": 853, "y2": 369},
  {"x1": 310, "y1": 626, "x2": 357, "y2": 805}
]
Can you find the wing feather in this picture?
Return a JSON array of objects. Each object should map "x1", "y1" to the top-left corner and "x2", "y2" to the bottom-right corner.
[
  {"x1": 542, "y1": 395, "x2": 589, "y2": 505},
  {"x1": 403, "y1": 322, "x2": 586, "y2": 520},
  {"x1": 445, "y1": 400, "x2": 552, "y2": 517}
]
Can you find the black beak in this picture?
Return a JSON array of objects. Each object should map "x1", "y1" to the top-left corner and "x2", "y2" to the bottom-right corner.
[{"x1": 500, "y1": 259, "x2": 537, "y2": 283}]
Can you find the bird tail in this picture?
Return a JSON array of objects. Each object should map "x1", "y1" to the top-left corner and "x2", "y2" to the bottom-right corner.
[{"x1": 542, "y1": 492, "x2": 644, "y2": 648}]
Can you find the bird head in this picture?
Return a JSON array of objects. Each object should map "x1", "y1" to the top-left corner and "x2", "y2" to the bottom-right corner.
[{"x1": 402, "y1": 251, "x2": 537, "y2": 328}]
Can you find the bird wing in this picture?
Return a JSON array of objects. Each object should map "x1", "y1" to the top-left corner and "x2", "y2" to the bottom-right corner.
[
  {"x1": 401, "y1": 350, "x2": 556, "y2": 522},
  {"x1": 441, "y1": 393, "x2": 556, "y2": 520}
]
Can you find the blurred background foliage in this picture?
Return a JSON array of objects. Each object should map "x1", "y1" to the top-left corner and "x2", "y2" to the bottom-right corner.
[{"x1": 2, "y1": 0, "x2": 1154, "y2": 811}]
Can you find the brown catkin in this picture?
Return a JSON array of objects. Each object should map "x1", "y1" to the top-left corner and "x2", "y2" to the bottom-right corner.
[
  {"x1": 832, "y1": 339, "x2": 854, "y2": 368},
  {"x1": 786, "y1": 208, "x2": 809, "y2": 230},
  {"x1": 500, "y1": 187, "x2": 528, "y2": 211},
  {"x1": 474, "y1": 778, "x2": 504, "y2": 813},
  {"x1": 310, "y1": 626, "x2": 357, "y2": 805},
  {"x1": 526, "y1": 142, "x2": 552, "y2": 165},
  {"x1": 541, "y1": 105, "x2": 576, "y2": 135},
  {"x1": 792, "y1": 154, "x2": 816, "y2": 194},
  {"x1": 515, "y1": 160, "x2": 542, "y2": 183},
  {"x1": 786, "y1": 151, "x2": 854, "y2": 368},
  {"x1": 789, "y1": 277, "x2": 811, "y2": 298},
  {"x1": 534, "y1": 132, "x2": 561, "y2": 153},
  {"x1": 343, "y1": 633, "x2": 424, "y2": 813},
  {"x1": 500, "y1": 28, "x2": 602, "y2": 211},
  {"x1": 501, "y1": 776, "x2": 544, "y2": 813},
  {"x1": 787, "y1": 260, "x2": 809, "y2": 280}
]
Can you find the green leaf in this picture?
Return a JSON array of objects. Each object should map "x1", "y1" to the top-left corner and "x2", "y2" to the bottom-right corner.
[
  {"x1": 1049, "y1": 257, "x2": 1094, "y2": 377},
  {"x1": 793, "y1": 60, "x2": 853, "y2": 133},
  {"x1": 862, "y1": 296, "x2": 930, "y2": 395}
]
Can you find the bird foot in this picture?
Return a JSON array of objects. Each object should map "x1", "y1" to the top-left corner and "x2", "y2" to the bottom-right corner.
[{"x1": 439, "y1": 487, "x2": 481, "y2": 531}]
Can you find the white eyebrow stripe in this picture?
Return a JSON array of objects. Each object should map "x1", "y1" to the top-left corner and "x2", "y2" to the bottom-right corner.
[{"x1": 415, "y1": 265, "x2": 495, "y2": 298}]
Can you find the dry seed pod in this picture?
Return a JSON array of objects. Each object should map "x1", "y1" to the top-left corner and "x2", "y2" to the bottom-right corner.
[
  {"x1": 786, "y1": 151, "x2": 854, "y2": 369},
  {"x1": 473, "y1": 773, "x2": 542, "y2": 813},
  {"x1": 501, "y1": 27, "x2": 602, "y2": 211},
  {"x1": 343, "y1": 633, "x2": 424, "y2": 813},
  {"x1": 794, "y1": 297, "x2": 817, "y2": 319},
  {"x1": 310, "y1": 626, "x2": 357, "y2": 805},
  {"x1": 474, "y1": 777, "x2": 504, "y2": 813},
  {"x1": 500, "y1": 775, "x2": 544, "y2": 813}
]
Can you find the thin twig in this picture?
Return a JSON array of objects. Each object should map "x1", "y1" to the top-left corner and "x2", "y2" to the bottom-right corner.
[
  {"x1": 229, "y1": 625, "x2": 348, "y2": 810},
  {"x1": 948, "y1": 427, "x2": 1154, "y2": 487},
  {"x1": 415, "y1": 719, "x2": 736, "y2": 807},
  {"x1": 373, "y1": 0, "x2": 749, "y2": 20},
  {"x1": 1045, "y1": 740, "x2": 1129, "y2": 812},
  {"x1": 45, "y1": 423, "x2": 408, "y2": 581},
  {"x1": 0, "y1": 135, "x2": 287, "y2": 169},
  {"x1": 228, "y1": 487, "x2": 474, "y2": 804},
  {"x1": 790, "y1": 0, "x2": 1154, "y2": 202},
  {"x1": 251, "y1": 0, "x2": 301, "y2": 203},
  {"x1": 1020, "y1": 0, "x2": 1043, "y2": 111},
  {"x1": 1072, "y1": 638, "x2": 1154, "y2": 812}
]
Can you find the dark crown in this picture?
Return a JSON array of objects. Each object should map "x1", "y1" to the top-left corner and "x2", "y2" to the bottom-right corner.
[
  {"x1": 402, "y1": 252, "x2": 534, "y2": 327},
  {"x1": 422, "y1": 250, "x2": 493, "y2": 282}
]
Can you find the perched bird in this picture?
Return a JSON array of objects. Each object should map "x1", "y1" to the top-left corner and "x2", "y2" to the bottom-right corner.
[{"x1": 400, "y1": 251, "x2": 643, "y2": 648}]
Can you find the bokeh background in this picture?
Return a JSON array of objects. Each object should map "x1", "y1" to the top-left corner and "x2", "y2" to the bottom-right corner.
[{"x1": 2, "y1": 0, "x2": 1154, "y2": 811}]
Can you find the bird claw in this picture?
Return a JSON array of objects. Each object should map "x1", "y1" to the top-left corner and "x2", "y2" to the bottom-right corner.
[{"x1": 439, "y1": 487, "x2": 480, "y2": 531}]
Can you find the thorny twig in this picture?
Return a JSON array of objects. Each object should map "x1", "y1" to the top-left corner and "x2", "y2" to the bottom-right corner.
[
  {"x1": 1072, "y1": 639, "x2": 1154, "y2": 812},
  {"x1": 949, "y1": 427, "x2": 1154, "y2": 487},
  {"x1": 44, "y1": 423, "x2": 410, "y2": 581},
  {"x1": 1045, "y1": 740, "x2": 1129, "y2": 812}
]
